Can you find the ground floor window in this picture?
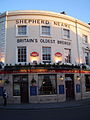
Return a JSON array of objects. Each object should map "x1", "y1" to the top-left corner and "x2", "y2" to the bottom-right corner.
[
  {"x1": 85, "y1": 75, "x2": 90, "y2": 91},
  {"x1": 13, "y1": 75, "x2": 20, "y2": 96},
  {"x1": 13, "y1": 75, "x2": 28, "y2": 96},
  {"x1": 38, "y1": 74, "x2": 57, "y2": 95}
]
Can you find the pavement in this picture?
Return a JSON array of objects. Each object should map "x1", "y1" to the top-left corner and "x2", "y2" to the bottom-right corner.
[{"x1": 0, "y1": 98, "x2": 90, "y2": 110}]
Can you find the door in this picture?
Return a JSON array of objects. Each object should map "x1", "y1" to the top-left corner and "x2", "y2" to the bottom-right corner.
[
  {"x1": 65, "y1": 74, "x2": 75, "y2": 100},
  {"x1": 20, "y1": 75, "x2": 29, "y2": 103}
]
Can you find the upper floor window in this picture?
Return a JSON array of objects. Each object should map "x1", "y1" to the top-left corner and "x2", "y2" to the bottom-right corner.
[
  {"x1": 63, "y1": 29, "x2": 70, "y2": 39},
  {"x1": 42, "y1": 47, "x2": 51, "y2": 63},
  {"x1": 85, "y1": 52, "x2": 89, "y2": 65},
  {"x1": 41, "y1": 26, "x2": 51, "y2": 36},
  {"x1": 64, "y1": 48, "x2": 71, "y2": 63},
  {"x1": 17, "y1": 46, "x2": 27, "y2": 62},
  {"x1": 82, "y1": 35, "x2": 88, "y2": 44},
  {"x1": 17, "y1": 25, "x2": 27, "y2": 36},
  {"x1": 85, "y1": 75, "x2": 90, "y2": 92}
]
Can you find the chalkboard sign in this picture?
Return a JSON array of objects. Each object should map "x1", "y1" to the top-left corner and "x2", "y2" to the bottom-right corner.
[
  {"x1": 30, "y1": 86, "x2": 37, "y2": 96},
  {"x1": 59, "y1": 85, "x2": 64, "y2": 94},
  {"x1": 0, "y1": 87, "x2": 3, "y2": 96},
  {"x1": 76, "y1": 84, "x2": 80, "y2": 93}
]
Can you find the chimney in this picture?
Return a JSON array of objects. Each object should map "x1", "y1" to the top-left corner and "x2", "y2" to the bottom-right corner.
[{"x1": 60, "y1": 11, "x2": 66, "y2": 15}]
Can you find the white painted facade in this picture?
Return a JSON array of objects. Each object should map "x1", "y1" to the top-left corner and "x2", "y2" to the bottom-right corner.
[
  {"x1": 0, "y1": 10, "x2": 90, "y2": 104},
  {"x1": 0, "y1": 10, "x2": 90, "y2": 66}
]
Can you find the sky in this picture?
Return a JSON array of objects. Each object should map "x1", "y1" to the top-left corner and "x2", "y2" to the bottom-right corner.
[{"x1": 0, "y1": 0, "x2": 90, "y2": 23}]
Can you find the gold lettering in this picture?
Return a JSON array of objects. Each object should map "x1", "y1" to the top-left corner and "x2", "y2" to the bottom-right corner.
[
  {"x1": 37, "y1": 20, "x2": 40, "y2": 24},
  {"x1": 20, "y1": 20, "x2": 24, "y2": 24},
  {"x1": 16, "y1": 20, "x2": 19, "y2": 24},
  {"x1": 32, "y1": 20, "x2": 37, "y2": 23},
  {"x1": 45, "y1": 20, "x2": 49, "y2": 24},
  {"x1": 41, "y1": 20, "x2": 45, "y2": 24},
  {"x1": 16, "y1": 19, "x2": 70, "y2": 28},
  {"x1": 28, "y1": 20, "x2": 33, "y2": 23},
  {"x1": 24, "y1": 19, "x2": 28, "y2": 24},
  {"x1": 54, "y1": 21, "x2": 58, "y2": 25}
]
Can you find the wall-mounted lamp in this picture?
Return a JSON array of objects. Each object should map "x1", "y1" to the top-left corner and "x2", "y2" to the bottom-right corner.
[
  {"x1": 5, "y1": 79, "x2": 10, "y2": 84},
  {"x1": 0, "y1": 78, "x2": 2, "y2": 84},
  {"x1": 0, "y1": 78, "x2": 5, "y2": 86},
  {"x1": 60, "y1": 75, "x2": 64, "y2": 80},
  {"x1": 77, "y1": 76, "x2": 80, "y2": 80},
  {"x1": 31, "y1": 77, "x2": 36, "y2": 86}
]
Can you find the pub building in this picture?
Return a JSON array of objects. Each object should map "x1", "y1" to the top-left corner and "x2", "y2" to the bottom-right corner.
[{"x1": 0, "y1": 10, "x2": 90, "y2": 104}]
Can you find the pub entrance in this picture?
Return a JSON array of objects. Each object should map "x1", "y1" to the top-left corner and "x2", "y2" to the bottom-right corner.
[
  {"x1": 13, "y1": 75, "x2": 29, "y2": 104},
  {"x1": 65, "y1": 74, "x2": 75, "y2": 100},
  {"x1": 20, "y1": 75, "x2": 29, "y2": 103}
]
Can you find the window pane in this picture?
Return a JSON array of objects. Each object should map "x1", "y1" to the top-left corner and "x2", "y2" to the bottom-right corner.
[
  {"x1": 63, "y1": 29, "x2": 70, "y2": 38},
  {"x1": 13, "y1": 84, "x2": 20, "y2": 96},
  {"x1": 42, "y1": 47, "x2": 51, "y2": 63},
  {"x1": 38, "y1": 75, "x2": 57, "y2": 95},
  {"x1": 17, "y1": 46, "x2": 26, "y2": 62},
  {"x1": 83, "y1": 35, "x2": 88, "y2": 43},
  {"x1": 13, "y1": 76, "x2": 20, "y2": 96},
  {"x1": 18, "y1": 25, "x2": 27, "y2": 35},
  {"x1": 85, "y1": 52, "x2": 89, "y2": 65},
  {"x1": 42, "y1": 26, "x2": 50, "y2": 35},
  {"x1": 64, "y1": 48, "x2": 71, "y2": 63}
]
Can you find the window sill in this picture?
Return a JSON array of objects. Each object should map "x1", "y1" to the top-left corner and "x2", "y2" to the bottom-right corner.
[
  {"x1": 16, "y1": 35, "x2": 28, "y2": 37},
  {"x1": 39, "y1": 94, "x2": 57, "y2": 96},
  {"x1": 62, "y1": 38, "x2": 71, "y2": 41},
  {"x1": 40, "y1": 35, "x2": 52, "y2": 38}
]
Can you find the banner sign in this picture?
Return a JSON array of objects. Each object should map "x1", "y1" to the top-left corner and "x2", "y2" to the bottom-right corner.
[
  {"x1": 76, "y1": 84, "x2": 80, "y2": 93},
  {"x1": 59, "y1": 85, "x2": 64, "y2": 94},
  {"x1": 30, "y1": 86, "x2": 37, "y2": 96},
  {"x1": 0, "y1": 69, "x2": 90, "y2": 74},
  {"x1": 0, "y1": 87, "x2": 3, "y2": 96}
]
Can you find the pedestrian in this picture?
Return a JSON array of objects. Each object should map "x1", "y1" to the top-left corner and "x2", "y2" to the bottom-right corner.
[{"x1": 3, "y1": 89, "x2": 8, "y2": 106}]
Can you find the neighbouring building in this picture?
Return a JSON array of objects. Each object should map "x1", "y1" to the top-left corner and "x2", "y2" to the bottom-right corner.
[{"x1": 0, "y1": 10, "x2": 90, "y2": 104}]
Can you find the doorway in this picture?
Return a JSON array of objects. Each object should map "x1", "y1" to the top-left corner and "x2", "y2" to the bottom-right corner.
[
  {"x1": 65, "y1": 74, "x2": 75, "y2": 100},
  {"x1": 20, "y1": 75, "x2": 29, "y2": 103}
]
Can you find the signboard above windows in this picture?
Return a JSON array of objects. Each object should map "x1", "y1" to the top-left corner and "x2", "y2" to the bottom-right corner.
[{"x1": 16, "y1": 19, "x2": 70, "y2": 28}]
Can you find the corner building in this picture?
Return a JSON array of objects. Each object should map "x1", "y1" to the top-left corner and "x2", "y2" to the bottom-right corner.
[{"x1": 0, "y1": 10, "x2": 90, "y2": 104}]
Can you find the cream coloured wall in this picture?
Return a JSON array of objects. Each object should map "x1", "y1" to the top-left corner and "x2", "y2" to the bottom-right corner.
[
  {"x1": 0, "y1": 17, "x2": 6, "y2": 63},
  {"x1": 0, "y1": 10, "x2": 90, "y2": 65}
]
